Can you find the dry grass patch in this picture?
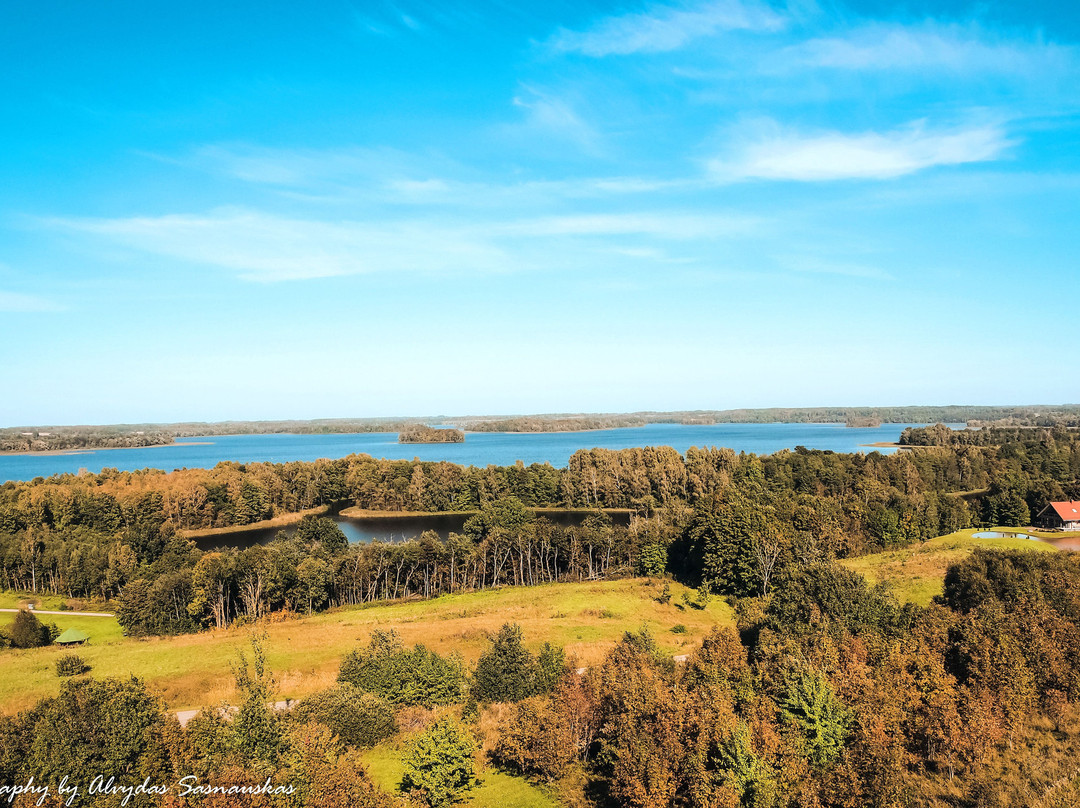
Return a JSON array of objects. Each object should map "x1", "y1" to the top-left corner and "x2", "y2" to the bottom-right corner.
[{"x1": 0, "y1": 578, "x2": 730, "y2": 715}]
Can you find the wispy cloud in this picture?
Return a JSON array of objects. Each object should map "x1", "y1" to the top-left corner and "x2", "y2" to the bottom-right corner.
[
  {"x1": 548, "y1": 0, "x2": 784, "y2": 57},
  {"x1": 48, "y1": 210, "x2": 509, "y2": 282},
  {"x1": 509, "y1": 86, "x2": 603, "y2": 153},
  {"x1": 782, "y1": 22, "x2": 1076, "y2": 75},
  {"x1": 0, "y1": 290, "x2": 62, "y2": 312},
  {"x1": 503, "y1": 211, "x2": 758, "y2": 239},
  {"x1": 45, "y1": 206, "x2": 764, "y2": 283},
  {"x1": 710, "y1": 121, "x2": 1014, "y2": 182}
]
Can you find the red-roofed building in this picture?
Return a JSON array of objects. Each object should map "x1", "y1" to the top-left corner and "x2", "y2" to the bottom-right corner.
[{"x1": 1036, "y1": 501, "x2": 1080, "y2": 531}]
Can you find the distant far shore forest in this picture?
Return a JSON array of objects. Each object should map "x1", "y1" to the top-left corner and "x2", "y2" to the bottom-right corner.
[{"x1": 3, "y1": 403, "x2": 1079, "y2": 453}]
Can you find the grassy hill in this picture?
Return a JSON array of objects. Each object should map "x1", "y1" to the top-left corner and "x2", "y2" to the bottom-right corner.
[
  {"x1": 0, "y1": 578, "x2": 730, "y2": 715},
  {"x1": 840, "y1": 528, "x2": 1060, "y2": 606}
]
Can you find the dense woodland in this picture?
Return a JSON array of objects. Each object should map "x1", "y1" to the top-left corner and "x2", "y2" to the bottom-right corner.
[
  {"x1": 2, "y1": 426, "x2": 1080, "y2": 804},
  {"x1": 0, "y1": 425, "x2": 1077, "y2": 635},
  {"x1": 3, "y1": 551, "x2": 1080, "y2": 806}
]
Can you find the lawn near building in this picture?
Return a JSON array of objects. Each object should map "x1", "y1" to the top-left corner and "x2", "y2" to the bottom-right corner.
[{"x1": 840, "y1": 527, "x2": 1059, "y2": 606}]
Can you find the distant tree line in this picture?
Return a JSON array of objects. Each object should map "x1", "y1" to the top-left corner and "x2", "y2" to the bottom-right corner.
[
  {"x1": 0, "y1": 430, "x2": 173, "y2": 453},
  {"x1": 6, "y1": 404, "x2": 1080, "y2": 452}
]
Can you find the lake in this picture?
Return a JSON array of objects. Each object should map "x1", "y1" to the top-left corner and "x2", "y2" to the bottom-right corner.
[{"x1": 0, "y1": 422, "x2": 952, "y2": 484}]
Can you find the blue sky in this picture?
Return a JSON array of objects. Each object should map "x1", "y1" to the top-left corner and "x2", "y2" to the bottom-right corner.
[{"x1": 1, "y1": 0, "x2": 1077, "y2": 424}]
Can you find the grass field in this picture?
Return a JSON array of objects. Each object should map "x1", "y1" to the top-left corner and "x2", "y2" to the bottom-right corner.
[
  {"x1": 363, "y1": 740, "x2": 560, "y2": 808},
  {"x1": 0, "y1": 578, "x2": 730, "y2": 715},
  {"x1": 840, "y1": 528, "x2": 1059, "y2": 606}
]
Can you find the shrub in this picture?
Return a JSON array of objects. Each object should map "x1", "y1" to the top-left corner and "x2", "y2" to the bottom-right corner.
[
  {"x1": 534, "y1": 642, "x2": 566, "y2": 695},
  {"x1": 339, "y1": 629, "x2": 465, "y2": 706},
  {"x1": 291, "y1": 684, "x2": 396, "y2": 748},
  {"x1": 8, "y1": 610, "x2": 51, "y2": 648},
  {"x1": 671, "y1": 624, "x2": 688, "y2": 634},
  {"x1": 402, "y1": 717, "x2": 477, "y2": 807},
  {"x1": 471, "y1": 623, "x2": 540, "y2": 703},
  {"x1": 55, "y1": 654, "x2": 90, "y2": 677}
]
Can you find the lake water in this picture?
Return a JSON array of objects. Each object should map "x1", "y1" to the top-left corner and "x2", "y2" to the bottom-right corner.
[
  {"x1": 0, "y1": 422, "x2": 951, "y2": 484},
  {"x1": 193, "y1": 508, "x2": 632, "y2": 550}
]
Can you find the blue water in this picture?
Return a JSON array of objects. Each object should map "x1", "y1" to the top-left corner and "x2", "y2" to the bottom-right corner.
[
  {"x1": 971, "y1": 531, "x2": 1039, "y2": 540},
  {"x1": 0, "y1": 422, "x2": 949, "y2": 483}
]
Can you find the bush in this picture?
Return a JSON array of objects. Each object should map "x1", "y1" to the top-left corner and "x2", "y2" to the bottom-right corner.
[
  {"x1": 8, "y1": 610, "x2": 51, "y2": 648},
  {"x1": 471, "y1": 623, "x2": 540, "y2": 704},
  {"x1": 339, "y1": 629, "x2": 465, "y2": 706},
  {"x1": 291, "y1": 684, "x2": 396, "y2": 747},
  {"x1": 55, "y1": 654, "x2": 90, "y2": 677},
  {"x1": 402, "y1": 717, "x2": 477, "y2": 807},
  {"x1": 671, "y1": 624, "x2": 688, "y2": 634}
]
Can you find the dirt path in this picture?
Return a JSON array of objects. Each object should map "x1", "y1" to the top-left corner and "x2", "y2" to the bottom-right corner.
[{"x1": 0, "y1": 608, "x2": 114, "y2": 617}]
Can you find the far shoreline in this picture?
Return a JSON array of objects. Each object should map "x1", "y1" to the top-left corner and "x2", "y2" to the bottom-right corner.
[{"x1": 1, "y1": 440, "x2": 214, "y2": 457}]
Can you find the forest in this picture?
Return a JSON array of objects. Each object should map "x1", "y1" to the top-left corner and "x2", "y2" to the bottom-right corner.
[
  {"x1": 2, "y1": 549, "x2": 1080, "y2": 806},
  {"x1": 0, "y1": 425, "x2": 1077, "y2": 633},
  {"x1": 1, "y1": 424, "x2": 1080, "y2": 804}
]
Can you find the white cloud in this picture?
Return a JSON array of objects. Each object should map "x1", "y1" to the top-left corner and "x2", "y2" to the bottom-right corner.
[
  {"x1": 548, "y1": 0, "x2": 784, "y2": 57},
  {"x1": 509, "y1": 87, "x2": 602, "y2": 153},
  {"x1": 46, "y1": 206, "x2": 764, "y2": 283},
  {"x1": 710, "y1": 121, "x2": 1014, "y2": 182},
  {"x1": 50, "y1": 210, "x2": 510, "y2": 282},
  {"x1": 191, "y1": 145, "x2": 414, "y2": 186},
  {"x1": 784, "y1": 22, "x2": 1075, "y2": 75}
]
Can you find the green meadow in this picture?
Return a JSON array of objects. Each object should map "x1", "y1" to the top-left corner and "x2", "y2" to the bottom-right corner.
[
  {"x1": 0, "y1": 578, "x2": 730, "y2": 714},
  {"x1": 840, "y1": 527, "x2": 1059, "y2": 606}
]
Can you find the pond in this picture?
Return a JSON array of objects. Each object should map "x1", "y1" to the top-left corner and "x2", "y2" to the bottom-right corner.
[
  {"x1": 971, "y1": 531, "x2": 1041, "y2": 540},
  {"x1": 191, "y1": 508, "x2": 631, "y2": 551}
]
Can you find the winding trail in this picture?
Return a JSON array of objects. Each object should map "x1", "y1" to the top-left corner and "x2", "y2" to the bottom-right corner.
[{"x1": 0, "y1": 608, "x2": 114, "y2": 617}]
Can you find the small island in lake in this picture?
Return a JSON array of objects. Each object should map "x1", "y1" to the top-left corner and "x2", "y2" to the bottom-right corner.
[
  {"x1": 398, "y1": 424, "x2": 465, "y2": 443},
  {"x1": 845, "y1": 416, "x2": 882, "y2": 428}
]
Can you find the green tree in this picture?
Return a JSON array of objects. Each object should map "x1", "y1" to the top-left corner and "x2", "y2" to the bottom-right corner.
[
  {"x1": 338, "y1": 629, "x2": 465, "y2": 706},
  {"x1": 291, "y1": 683, "x2": 396, "y2": 748},
  {"x1": 402, "y1": 717, "x2": 477, "y2": 808},
  {"x1": 638, "y1": 542, "x2": 667, "y2": 577},
  {"x1": 8, "y1": 609, "x2": 51, "y2": 648},
  {"x1": 471, "y1": 622, "x2": 539, "y2": 703},
  {"x1": 534, "y1": 642, "x2": 566, "y2": 695},
  {"x1": 294, "y1": 515, "x2": 349, "y2": 553},
  {"x1": 717, "y1": 722, "x2": 778, "y2": 808},
  {"x1": 22, "y1": 676, "x2": 173, "y2": 796},
  {"x1": 231, "y1": 632, "x2": 282, "y2": 766},
  {"x1": 779, "y1": 670, "x2": 852, "y2": 769}
]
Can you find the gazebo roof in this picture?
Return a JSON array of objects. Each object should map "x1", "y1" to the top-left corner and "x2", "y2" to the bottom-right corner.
[{"x1": 55, "y1": 628, "x2": 90, "y2": 644}]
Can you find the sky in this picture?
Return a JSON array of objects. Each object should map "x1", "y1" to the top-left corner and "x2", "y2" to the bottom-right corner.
[{"x1": 1, "y1": 0, "x2": 1077, "y2": 425}]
